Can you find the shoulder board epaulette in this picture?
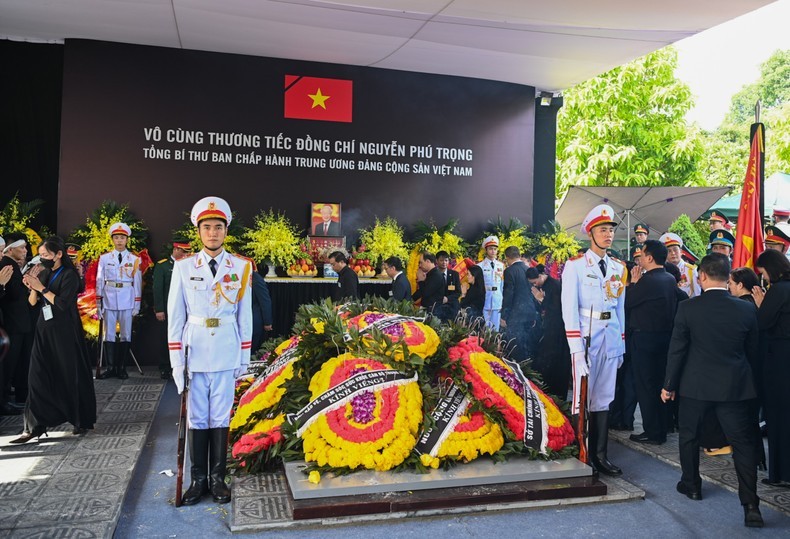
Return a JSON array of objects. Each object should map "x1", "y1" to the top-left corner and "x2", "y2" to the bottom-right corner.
[
  {"x1": 157, "y1": 258, "x2": 168, "y2": 264},
  {"x1": 176, "y1": 254, "x2": 197, "y2": 263},
  {"x1": 568, "y1": 253, "x2": 584, "y2": 261},
  {"x1": 611, "y1": 257, "x2": 625, "y2": 266}
]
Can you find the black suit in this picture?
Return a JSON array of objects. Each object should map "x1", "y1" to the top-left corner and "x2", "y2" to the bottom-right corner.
[
  {"x1": 664, "y1": 288, "x2": 759, "y2": 505},
  {"x1": 0, "y1": 255, "x2": 32, "y2": 405},
  {"x1": 313, "y1": 220, "x2": 341, "y2": 236},
  {"x1": 434, "y1": 268, "x2": 461, "y2": 322},
  {"x1": 625, "y1": 267, "x2": 678, "y2": 442},
  {"x1": 332, "y1": 265, "x2": 359, "y2": 301},
  {"x1": 412, "y1": 267, "x2": 444, "y2": 315},
  {"x1": 391, "y1": 272, "x2": 411, "y2": 301},
  {"x1": 501, "y1": 261, "x2": 538, "y2": 361}
]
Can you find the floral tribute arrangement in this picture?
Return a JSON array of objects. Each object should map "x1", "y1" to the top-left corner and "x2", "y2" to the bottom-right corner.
[
  {"x1": 242, "y1": 209, "x2": 302, "y2": 268},
  {"x1": 406, "y1": 219, "x2": 467, "y2": 297},
  {"x1": 475, "y1": 217, "x2": 531, "y2": 261},
  {"x1": 533, "y1": 221, "x2": 581, "y2": 279},
  {"x1": 357, "y1": 217, "x2": 410, "y2": 269},
  {"x1": 68, "y1": 201, "x2": 152, "y2": 340},
  {"x1": 0, "y1": 193, "x2": 49, "y2": 247},
  {"x1": 228, "y1": 296, "x2": 576, "y2": 480}
]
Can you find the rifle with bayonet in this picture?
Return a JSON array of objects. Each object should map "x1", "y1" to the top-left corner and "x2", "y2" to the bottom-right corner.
[
  {"x1": 576, "y1": 306, "x2": 593, "y2": 465},
  {"x1": 175, "y1": 347, "x2": 189, "y2": 507}
]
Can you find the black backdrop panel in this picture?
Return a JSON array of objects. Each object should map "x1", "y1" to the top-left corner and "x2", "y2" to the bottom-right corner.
[{"x1": 59, "y1": 39, "x2": 536, "y2": 250}]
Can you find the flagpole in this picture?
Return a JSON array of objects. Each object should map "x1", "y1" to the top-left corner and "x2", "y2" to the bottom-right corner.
[{"x1": 754, "y1": 100, "x2": 764, "y2": 224}]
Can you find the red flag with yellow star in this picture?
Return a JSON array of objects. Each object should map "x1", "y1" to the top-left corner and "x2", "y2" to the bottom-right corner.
[
  {"x1": 284, "y1": 75, "x2": 353, "y2": 123},
  {"x1": 732, "y1": 123, "x2": 765, "y2": 269}
]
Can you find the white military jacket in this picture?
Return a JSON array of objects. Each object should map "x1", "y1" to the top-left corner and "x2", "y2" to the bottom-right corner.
[
  {"x1": 676, "y1": 259, "x2": 700, "y2": 298},
  {"x1": 167, "y1": 249, "x2": 253, "y2": 373},
  {"x1": 96, "y1": 249, "x2": 142, "y2": 311},
  {"x1": 561, "y1": 250, "x2": 626, "y2": 358},
  {"x1": 481, "y1": 257, "x2": 505, "y2": 310}
]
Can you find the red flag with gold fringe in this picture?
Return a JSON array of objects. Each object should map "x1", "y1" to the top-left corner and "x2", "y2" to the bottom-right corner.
[{"x1": 732, "y1": 123, "x2": 765, "y2": 269}]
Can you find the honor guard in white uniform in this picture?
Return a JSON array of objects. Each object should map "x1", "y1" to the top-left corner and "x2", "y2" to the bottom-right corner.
[
  {"x1": 168, "y1": 196, "x2": 252, "y2": 506},
  {"x1": 660, "y1": 233, "x2": 700, "y2": 297},
  {"x1": 480, "y1": 236, "x2": 505, "y2": 329},
  {"x1": 96, "y1": 222, "x2": 141, "y2": 379},
  {"x1": 561, "y1": 204, "x2": 626, "y2": 476}
]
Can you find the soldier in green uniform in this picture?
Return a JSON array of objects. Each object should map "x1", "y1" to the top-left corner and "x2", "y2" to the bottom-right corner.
[{"x1": 153, "y1": 240, "x2": 191, "y2": 379}]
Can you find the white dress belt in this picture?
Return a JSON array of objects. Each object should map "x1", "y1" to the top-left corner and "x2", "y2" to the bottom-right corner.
[
  {"x1": 187, "y1": 314, "x2": 235, "y2": 327},
  {"x1": 579, "y1": 309, "x2": 612, "y2": 320},
  {"x1": 104, "y1": 281, "x2": 133, "y2": 288}
]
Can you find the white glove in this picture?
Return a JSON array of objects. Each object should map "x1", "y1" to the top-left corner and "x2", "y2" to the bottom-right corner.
[
  {"x1": 172, "y1": 365, "x2": 185, "y2": 394},
  {"x1": 234, "y1": 365, "x2": 248, "y2": 378},
  {"x1": 572, "y1": 351, "x2": 590, "y2": 377},
  {"x1": 96, "y1": 302, "x2": 103, "y2": 320},
  {"x1": 617, "y1": 355, "x2": 624, "y2": 368},
  {"x1": 132, "y1": 307, "x2": 140, "y2": 316}
]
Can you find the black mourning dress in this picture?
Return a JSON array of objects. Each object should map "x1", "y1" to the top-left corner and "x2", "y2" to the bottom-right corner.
[
  {"x1": 533, "y1": 276, "x2": 571, "y2": 399},
  {"x1": 24, "y1": 267, "x2": 96, "y2": 432}
]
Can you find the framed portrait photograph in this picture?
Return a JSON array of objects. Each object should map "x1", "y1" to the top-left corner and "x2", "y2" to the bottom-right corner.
[{"x1": 311, "y1": 202, "x2": 341, "y2": 237}]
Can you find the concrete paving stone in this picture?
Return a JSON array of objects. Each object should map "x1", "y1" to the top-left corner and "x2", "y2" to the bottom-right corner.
[
  {"x1": 23, "y1": 454, "x2": 65, "y2": 476},
  {"x1": 101, "y1": 401, "x2": 158, "y2": 413},
  {"x1": 58, "y1": 450, "x2": 137, "y2": 474},
  {"x1": 116, "y1": 383, "x2": 165, "y2": 393},
  {"x1": 0, "y1": 478, "x2": 47, "y2": 499},
  {"x1": 0, "y1": 417, "x2": 23, "y2": 428},
  {"x1": 109, "y1": 391, "x2": 161, "y2": 402},
  {"x1": 0, "y1": 498, "x2": 28, "y2": 530},
  {"x1": 91, "y1": 422, "x2": 149, "y2": 436},
  {"x1": 94, "y1": 393, "x2": 112, "y2": 404},
  {"x1": 44, "y1": 470, "x2": 131, "y2": 496},
  {"x1": 22, "y1": 493, "x2": 123, "y2": 525},
  {"x1": 0, "y1": 440, "x2": 72, "y2": 456},
  {"x1": 72, "y1": 435, "x2": 146, "y2": 454},
  {"x1": 8, "y1": 520, "x2": 115, "y2": 539},
  {"x1": 233, "y1": 473, "x2": 289, "y2": 496},
  {"x1": 233, "y1": 494, "x2": 293, "y2": 527},
  {"x1": 95, "y1": 411, "x2": 156, "y2": 424}
]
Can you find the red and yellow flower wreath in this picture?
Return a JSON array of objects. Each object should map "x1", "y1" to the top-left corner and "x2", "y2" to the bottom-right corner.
[
  {"x1": 346, "y1": 311, "x2": 440, "y2": 360},
  {"x1": 301, "y1": 353, "x2": 423, "y2": 471},
  {"x1": 420, "y1": 406, "x2": 505, "y2": 469},
  {"x1": 448, "y1": 337, "x2": 574, "y2": 451}
]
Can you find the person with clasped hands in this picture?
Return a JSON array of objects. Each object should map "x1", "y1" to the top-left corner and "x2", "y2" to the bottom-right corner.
[
  {"x1": 752, "y1": 249, "x2": 790, "y2": 490},
  {"x1": 661, "y1": 253, "x2": 763, "y2": 528},
  {"x1": 11, "y1": 236, "x2": 96, "y2": 444}
]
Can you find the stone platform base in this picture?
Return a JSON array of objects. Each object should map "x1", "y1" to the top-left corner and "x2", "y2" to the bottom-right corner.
[{"x1": 231, "y1": 460, "x2": 645, "y2": 532}]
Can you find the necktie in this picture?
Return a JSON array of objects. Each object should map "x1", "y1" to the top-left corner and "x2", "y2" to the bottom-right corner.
[
  {"x1": 490, "y1": 261, "x2": 495, "y2": 269},
  {"x1": 443, "y1": 272, "x2": 447, "y2": 284},
  {"x1": 209, "y1": 258, "x2": 217, "y2": 277},
  {"x1": 324, "y1": 222, "x2": 329, "y2": 234},
  {"x1": 118, "y1": 252, "x2": 122, "y2": 264},
  {"x1": 599, "y1": 258, "x2": 607, "y2": 277}
]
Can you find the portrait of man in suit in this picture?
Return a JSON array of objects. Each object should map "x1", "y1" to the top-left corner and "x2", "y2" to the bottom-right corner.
[{"x1": 312, "y1": 203, "x2": 341, "y2": 236}]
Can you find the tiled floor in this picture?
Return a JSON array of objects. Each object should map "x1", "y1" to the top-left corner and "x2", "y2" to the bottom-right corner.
[
  {"x1": 0, "y1": 373, "x2": 165, "y2": 539},
  {"x1": 609, "y1": 427, "x2": 790, "y2": 515}
]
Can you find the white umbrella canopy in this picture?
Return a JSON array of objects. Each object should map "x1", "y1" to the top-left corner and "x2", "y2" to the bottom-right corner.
[{"x1": 555, "y1": 185, "x2": 730, "y2": 252}]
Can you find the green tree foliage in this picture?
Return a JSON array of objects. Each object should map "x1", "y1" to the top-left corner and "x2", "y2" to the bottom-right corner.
[
  {"x1": 668, "y1": 214, "x2": 707, "y2": 257},
  {"x1": 699, "y1": 49, "x2": 790, "y2": 188},
  {"x1": 556, "y1": 47, "x2": 702, "y2": 199}
]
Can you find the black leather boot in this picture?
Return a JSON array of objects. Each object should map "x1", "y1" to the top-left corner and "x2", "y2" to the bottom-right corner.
[
  {"x1": 116, "y1": 341, "x2": 129, "y2": 380},
  {"x1": 97, "y1": 341, "x2": 116, "y2": 379},
  {"x1": 209, "y1": 428, "x2": 231, "y2": 504},
  {"x1": 590, "y1": 411, "x2": 622, "y2": 476},
  {"x1": 182, "y1": 429, "x2": 210, "y2": 505}
]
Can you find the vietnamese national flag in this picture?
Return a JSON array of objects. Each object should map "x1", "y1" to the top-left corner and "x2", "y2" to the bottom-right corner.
[
  {"x1": 732, "y1": 123, "x2": 765, "y2": 269},
  {"x1": 284, "y1": 75, "x2": 353, "y2": 123}
]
